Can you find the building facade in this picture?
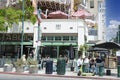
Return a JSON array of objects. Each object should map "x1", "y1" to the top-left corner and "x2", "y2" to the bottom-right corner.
[
  {"x1": 0, "y1": 0, "x2": 106, "y2": 59},
  {"x1": 33, "y1": 19, "x2": 88, "y2": 59}
]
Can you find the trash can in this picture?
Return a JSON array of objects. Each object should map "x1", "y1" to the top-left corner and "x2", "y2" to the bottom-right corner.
[
  {"x1": 106, "y1": 69, "x2": 111, "y2": 75},
  {"x1": 82, "y1": 64, "x2": 86, "y2": 73},
  {"x1": 45, "y1": 60, "x2": 53, "y2": 74},
  {"x1": 117, "y1": 65, "x2": 120, "y2": 77},
  {"x1": 99, "y1": 66, "x2": 104, "y2": 76},
  {"x1": 57, "y1": 58, "x2": 66, "y2": 75}
]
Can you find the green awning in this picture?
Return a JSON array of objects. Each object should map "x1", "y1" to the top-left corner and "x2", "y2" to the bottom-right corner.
[{"x1": 42, "y1": 42, "x2": 77, "y2": 46}]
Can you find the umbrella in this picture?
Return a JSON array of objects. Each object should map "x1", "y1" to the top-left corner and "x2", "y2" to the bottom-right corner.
[
  {"x1": 72, "y1": 9, "x2": 93, "y2": 19},
  {"x1": 87, "y1": 47, "x2": 108, "y2": 52},
  {"x1": 85, "y1": 19, "x2": 96, "y2": 27},
  {"x1": 69, "y1": 44, "x2": 74, "y2": 60},
  {"x1": 92, "y1": 42, "x2": 120, "y2": 49},
  {"x1": 47, "y1": 10, "x2": 69, "y2": 19}
]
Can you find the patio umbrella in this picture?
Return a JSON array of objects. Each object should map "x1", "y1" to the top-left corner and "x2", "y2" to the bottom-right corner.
[
  {"x1": 69, "y1": 44, "x2": 74, "y2": 60},
  {"x1": 47, "y1": 10, "x2": 69, "y2": 19},
  {"x1": 85, "y1": 19, "x2": 96, "y2": 27},
  {"x1": 87, "y1": 47, "x2": 108, "y2": 52},
  {"x1": 92, "y1": 42, "x2": 120, "y2": 49},
  {"x1": 32, "y1": 0, "x2": 47, "y2": 18},
  {"x1": 72, "y1": 9, "x2": 93, "y2": 19}
]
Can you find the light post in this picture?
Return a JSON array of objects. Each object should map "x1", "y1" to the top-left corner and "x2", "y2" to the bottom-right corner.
[
  {"x1": 36, "y1": 2, "x2": 41, "y2": 60},
  {"x1": 118, "y1": 25, "x2": 120, "y2": 43},
  {"x1": 21, "y1": 0, "x2": 24, "y2": 57}
]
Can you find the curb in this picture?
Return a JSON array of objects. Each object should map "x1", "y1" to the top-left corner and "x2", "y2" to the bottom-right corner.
[{"x1": 0, "y1": 72, "x2": 120, "y2": 80}]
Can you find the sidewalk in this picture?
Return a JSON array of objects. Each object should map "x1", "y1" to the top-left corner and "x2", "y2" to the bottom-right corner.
[{"x1": 0, "y1": 67, "x2": 120, "y2": 80}]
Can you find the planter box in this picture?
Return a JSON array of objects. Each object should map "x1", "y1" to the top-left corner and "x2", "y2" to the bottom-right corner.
[
  {"x1": 29, "y1": 65, "x2": 38, "y2": 74},
  {"x1": 15, "y1": 67, "x2": 24, "y2": 73},
  {"x1": 4, "y1": 64, "x2": 13, "y2": 72}
]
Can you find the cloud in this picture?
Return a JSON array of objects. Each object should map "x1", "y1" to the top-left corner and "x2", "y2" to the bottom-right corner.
[
  {"x1": 109, "y1": 20, "x2": 120, "y2": 25},
  {"x1": 106, "y1": 20, "x2": 120, "y2": 41}
]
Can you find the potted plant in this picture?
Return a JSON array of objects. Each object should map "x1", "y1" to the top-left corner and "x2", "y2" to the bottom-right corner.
[
  {"x1": 3, "y1": 59, "x2": 13, "y2": 72},
  {"x1": 27, "y1": 59, "x2": 38, "y2": 74},
  {"x1": 14, "y1": 59, "x2": 25, "y2": 73}
]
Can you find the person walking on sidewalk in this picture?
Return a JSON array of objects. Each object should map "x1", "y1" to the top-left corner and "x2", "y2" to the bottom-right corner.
[
  {"x1": 77, "y1": 56, "x2": 83, "y2": 75},
  {"x1": 83, "y1": 56, "x2": 90, "y2": 72},
  {"x1": 95, "y1": 56, "x2": 102, "y2": 74}
]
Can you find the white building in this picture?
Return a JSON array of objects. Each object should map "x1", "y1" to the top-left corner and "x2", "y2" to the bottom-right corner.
[
  {"x1": 0, "y1": 0, "x2": 106, "y2": 59},
  {"x1": 33, "y1": 19, "x2": 88, "y2": 58}
]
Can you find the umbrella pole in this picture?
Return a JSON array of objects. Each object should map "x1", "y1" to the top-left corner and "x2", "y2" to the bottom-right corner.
[
  {"x1": 106, "y1": 50, "x2": 111, "y2": 75},
  {"x1": 108, "y1": 53, "x2": 109, "y2": 69}
]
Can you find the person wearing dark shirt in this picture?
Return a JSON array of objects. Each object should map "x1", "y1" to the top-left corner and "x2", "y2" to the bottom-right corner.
[{"x1": 95, "y1": 56, "x2": 103, "y2": 74}]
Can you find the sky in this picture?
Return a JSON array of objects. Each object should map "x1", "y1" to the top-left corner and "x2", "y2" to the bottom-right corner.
[
  {"x1": 106, "y1": 0, "x2": 120, "y2": 26},
  {"x1": 105, "y1": 0, "x2": 120, "y2": 41}
]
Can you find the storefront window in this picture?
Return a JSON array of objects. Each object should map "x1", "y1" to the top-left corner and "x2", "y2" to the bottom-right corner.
[
  {"x1": 71, "y1": 36, "x2": 77, "y2": 41},
  {"x1": 47, "y1": 36, "x2": 54, "y2": 41},
  {"x1": 63, "y1": 36, "x2": 69, "y2": 41},
  {"x1": 55, "y1": 36, "x2": 61, "y2": 41}
]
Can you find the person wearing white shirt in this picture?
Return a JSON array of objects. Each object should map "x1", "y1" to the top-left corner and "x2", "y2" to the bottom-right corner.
[
  {"x1": 77, "y1": 56, "x2": 83, "y2": 75},
  {"x1": 83, "y1": 57, "x2": 90, "y2": 72},
  {"x1": 77, "y1": 57, "x2": 83, "y2": 69}
]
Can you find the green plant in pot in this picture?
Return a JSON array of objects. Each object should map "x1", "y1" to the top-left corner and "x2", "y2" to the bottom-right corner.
[
  {"x1": 4, "y1": 59, "x2": 13, "y2": 72},
  {"x1": 27, "y1": 59, "x2": 38, "y2": 74},
  {"x1": 14, "y1": 59, "x2": 25, "y2": 73}
]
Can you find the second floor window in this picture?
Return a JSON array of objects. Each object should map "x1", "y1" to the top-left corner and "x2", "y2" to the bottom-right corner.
[{"x1": 90, "y1": 0, "x2": 94, "y2": 8}]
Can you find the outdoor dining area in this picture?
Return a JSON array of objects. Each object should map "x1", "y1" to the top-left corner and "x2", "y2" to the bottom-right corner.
[
  {"x1": 87, "y1": 41, "x2": 120, "y2": 76},
  {"x1": 31, "y1": 0, "x2": 96, "y2": 28}
]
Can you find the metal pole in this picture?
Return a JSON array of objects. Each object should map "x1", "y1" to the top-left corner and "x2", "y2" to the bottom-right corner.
[
  {"x1": 37, "y1": 2, "x2": 41, "y2": 60},
  {"x1": 118, "y1": 25, "x2": 120, "y2": 43},
  {"x1": 21, "y1": 0, "x2": 24, "y2": 57}
]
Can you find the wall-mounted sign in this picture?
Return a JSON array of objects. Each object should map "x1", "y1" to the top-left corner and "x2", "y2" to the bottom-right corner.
[
  {"x1": 116, "y1": 50, "x2": 120, "y2": 56},
  {"x1": 0, "y1": 33, "x2": 33, "y2": 42}
]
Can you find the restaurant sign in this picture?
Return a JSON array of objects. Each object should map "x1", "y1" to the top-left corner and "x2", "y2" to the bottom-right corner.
[{"x1": 0, "y1": 33, "x2": 33, "y2": 42}]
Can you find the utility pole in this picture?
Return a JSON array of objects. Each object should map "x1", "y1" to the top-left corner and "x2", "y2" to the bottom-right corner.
[
  {"x1": 21, "y1": 0, "x2": 24, "y2": 58},
  {"x1": 117, "y1": 25, "x2": 120, "y2": 43},
  {"x1": 36, "y1": 1, "x2": 41, "y2": 60}
]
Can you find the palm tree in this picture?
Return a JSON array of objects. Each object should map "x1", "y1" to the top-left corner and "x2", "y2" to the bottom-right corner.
[{"x1": 79, "y1": 44, "x2": 89, "y2": 58}]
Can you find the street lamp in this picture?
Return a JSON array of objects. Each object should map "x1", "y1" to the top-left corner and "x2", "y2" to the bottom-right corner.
[
  {"x1": 21, "y1": 0, "x2": 24, "y2": 57},
  {"x1": 36, "y1": 2, "x2": 41, "y2": 60}
]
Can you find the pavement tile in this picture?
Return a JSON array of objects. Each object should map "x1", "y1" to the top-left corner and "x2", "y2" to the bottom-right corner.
[{"x1": 0, "y1": 67, "x2": 120, "y2": 80}]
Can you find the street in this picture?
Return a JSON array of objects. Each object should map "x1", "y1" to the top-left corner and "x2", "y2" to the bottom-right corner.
[{"x1": 0, "y1": 74, "x2": 96, "y2": 80}]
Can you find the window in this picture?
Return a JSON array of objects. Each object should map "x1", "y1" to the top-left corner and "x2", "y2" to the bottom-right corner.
[
  {"x1": 90, "y1": 0, "x2": 94, "y2": 8},
  {"x1": 82, "y1": 0, "x2": 86, "y2": 6},
  {"x1": 26, "y1": 27, "x2": 29, "y2": 30},
  {"x1": 88, "y1": 29, "x2": 97, "y2": 35},
  {"x1": 44, "y1": 27, "x2": 47, "y2": 29},
  {"x1": 63, "y1": 36, "x2": 69, "y2": 41},
  {"x1": 47, "y1": 36, "x2": 54, "y2": 41},
  {"x1": 42, "y1": 36, "x2": 46, "y2": 40},
  {"x1": 55, "y1": 36, "x2": 61, "y2": 41},
  {"x1": 71, "y1": 36, "x2": 77, "y2": 41},
  {"x1": 70, "y1": 27, "x2": 73, "y2": 29}
]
